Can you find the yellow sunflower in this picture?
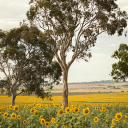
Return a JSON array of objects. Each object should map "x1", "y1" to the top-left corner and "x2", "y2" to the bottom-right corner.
[
  {"x1": 17, "y1": 115, "x2": 21, "y2": 119},
  {"x1": 112, "y1": 119, "x2": 116, "y2": 124},
  {"x1": 51, "y1": 117, "x2": 55, "y2": 123},
  {"x1": 3, "y1": 112, "x2": 8, "y2": 117},
  {"x1": 83, "y1": 108, "x2": 90, "y2": 115},
  {"x1": 58, "y1": 109, "x2": 64, "y2": 115},
  {"x1": 23, "y1": 120, "x2": 27, "y2": 124},
  {"x1": 45, "y1": 105, "x2": 48, "y2": 109},
  {"x1": 94, "y1": 117, "x2": 98, "y2": 122},
  {"x1": 115, "y1": 112, "x2": 122, "y2": 120},
  {"x1": 11, "y1": 113, "x2": 17, "y2": 119},
  {"x1": 45, "y1": 122, "x2": 49, "y2": 126},
  {"x1": 30, "y1": 108, "x2": 35, "y2": 113},
  {"x1": 14, "y1": 105, "x2": 19, "y2": 111},
  {"x1": 34, "y1": 110, "x2": 39, "y2": 115},
  {"x1": 74, "y1": 107, "x2": 79, "y2": 113},
  {"x1": 65, "y1": 107, "x2": 70, "y2": 113},
  {"x1": 102, "y1": 107, "x2": 106, "y2": 111},
  {"x1": 9, "y1": 105, "x2": 13, "y2": 109},
  {"x1": 40, "y1": 118, "x2": 45, "y2": 124},
  {"x1": 40, "y1": 115, "x2": 43, "y2": 119},
  {"x1": 0, "y1": 108, "x2": 2, "y2": 113}
]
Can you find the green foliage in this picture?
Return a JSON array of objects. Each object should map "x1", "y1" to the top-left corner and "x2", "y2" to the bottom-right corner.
[
  {"x1": 0, "y1": 25, "x2": 62, "y2": 100},
  {"x1": 0, "y1": 104, "x2": 128, "y2": 128},
  {"x1": 110, "y1": 44, "x2": 128, "y2": 82},
  {"x1": 26, "y1": 0, "x2": 128, "y2": 64}
]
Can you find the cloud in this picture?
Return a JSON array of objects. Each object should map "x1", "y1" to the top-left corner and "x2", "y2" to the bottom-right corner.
[
  {"x1": 106, "y1": 44, "x2": 116, "y2": 47},
  {"x1": 0, "y1": 0, "x2": 30, "y2": 30}
]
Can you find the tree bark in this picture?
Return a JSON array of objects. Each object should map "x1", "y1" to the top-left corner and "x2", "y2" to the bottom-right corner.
[
  {"x1": 62, "y1": 69, "x2": 68, "y2": 108},
  {"x1": 11, "y1": 92, "x2": 16, "y2": 106}
]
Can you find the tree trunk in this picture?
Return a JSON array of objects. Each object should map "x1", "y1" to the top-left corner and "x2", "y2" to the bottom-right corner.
[
  {"x1": 62, "y1": 69, "x2": 68, "y2": 108},
  {"x1": 11, "y1": 93, "x2": 16, "y2": 106}
]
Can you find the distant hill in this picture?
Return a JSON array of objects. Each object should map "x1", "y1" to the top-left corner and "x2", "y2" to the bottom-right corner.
[{"x1": 58, "y1": 80, "x2": 127, "y2": 85}]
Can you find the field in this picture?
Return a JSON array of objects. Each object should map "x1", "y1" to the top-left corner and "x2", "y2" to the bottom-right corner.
[{"x1": 0, "y1": 91, "x2": 128, "y2": 128}]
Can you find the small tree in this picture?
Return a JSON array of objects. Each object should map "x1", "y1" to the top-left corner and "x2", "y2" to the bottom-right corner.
[
  {"x1": 27, "y1": 0, "x2": 128, "y2": 108},
  {"x1": 110, "y1": 43, "x2": 128, "y2": 82},
  {"x1": 0, "y1": 25, "x2": 62, "y2": 106}
]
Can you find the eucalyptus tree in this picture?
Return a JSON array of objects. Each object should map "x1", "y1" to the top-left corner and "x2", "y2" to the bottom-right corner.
[
  {"x1": 0, "y1": 25, "x2": 62, "y2": 106},
  {"x1": 110, "y1": 43, "x2": 128, "y2": 82},
  {"x1": 27, "y1": 0, "x2": 128, "y2": 108}
]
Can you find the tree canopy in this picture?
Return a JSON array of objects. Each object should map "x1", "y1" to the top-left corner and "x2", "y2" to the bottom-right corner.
[
  {"x1": 0, "y1": 25, "x2": 62, "y2": 105},
  {"x1": 26, "y1": 0, "x2": 128, "y2": 108},
  {"x1": 110, "y1": 43, "x2": 128, "y2": 82}
]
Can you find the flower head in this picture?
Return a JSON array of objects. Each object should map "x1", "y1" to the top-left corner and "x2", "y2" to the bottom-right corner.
[
  {"x1": 14, "y1": 105, "x2": 19, "y2": 111},
  {"x1": 83, "y1": 108, "x2": 90, "y2": 115},
  {"x1": 74, "y1": 107, "x2": 79, "y2": 113},
  {"x1": 40, "y1": 118, "x2": 45, "y2": 124},
  {"x1": 94, "y1": 117, "x2": 98, "y2": 122},
  {"x1": 45, "y1": 122, "x2": 49, "y2": 126},
  {"x1": 23, "y1": 120, "x2": 27, "y2": 124},
  {"x1": 30, "y1": 108, "x2": 35, "y2": 113},
  {"x1": 65, "y1": 107, "x2": 70, "y2": 113},
  {"x1": 11, "y1": 113, "x2": 17, "y2": 119},
  {"x1": 34, "y1": 110, "x2": 39, "y2": 115},
  {"x1": 0, "y1": 108, "x2": 2, "y2": 113},
  {"x1": 102, "y1": 107, "x2": 106, "y2": 111},
  {"x1": 17, "y1": 115, "x2": 21, "y2": 119},
  {"x1": 9, "y1": 105, "x2": 13, "y2": 109},
  {"x1": 51, "y1": 117, "x2": 55, "y2": 123},
  {"x1": 58, "y1": 109, "x2": 64, "y2": 115},
  {"x1": 3, "y1": 112, "x2": 8, "y2": 117},
  {"x1": 115, "y1": 112, "x2": 122, "y2": 120}
]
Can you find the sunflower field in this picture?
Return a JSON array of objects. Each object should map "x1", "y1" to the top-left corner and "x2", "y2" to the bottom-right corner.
[{"x1": 0, "y1": 92, "x2": 128, "y2": 128}]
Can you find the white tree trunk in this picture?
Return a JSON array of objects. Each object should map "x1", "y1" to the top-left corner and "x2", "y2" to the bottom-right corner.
[{"x1": 62, "y1": 70, "x2": 68, "y2": 108}]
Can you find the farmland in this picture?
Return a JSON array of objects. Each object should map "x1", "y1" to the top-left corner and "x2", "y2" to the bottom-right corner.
[{"x1": 0, "y1": 82, "x2": 128, "y2": 128}]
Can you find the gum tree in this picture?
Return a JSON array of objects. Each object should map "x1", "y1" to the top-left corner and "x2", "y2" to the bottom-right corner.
[
  {"x1": 27, "y1": 0, "x2": 128, "y2": 108},
  {"x1": 0, "y1": 25, "x2": 62, "y2": 106},
  {"x1": 110, "y1": 43, "x2": 128, "y2": 82}
]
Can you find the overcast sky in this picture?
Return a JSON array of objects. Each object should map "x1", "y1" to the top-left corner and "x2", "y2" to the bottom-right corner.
[{"x1": 0, "y1": 0, "x2": 128, "y2": 83}]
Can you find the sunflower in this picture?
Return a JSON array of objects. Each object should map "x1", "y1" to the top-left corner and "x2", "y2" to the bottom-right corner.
[
  {"x1": 65, "y1": 107, "x2": 70, "y2": 113},
  {"x1": 9, "y1": 105, "x2": 13, "y2": 109},
  {"x1": 23, "y1": 120, "x2": 27, "y2": 124},
  {"x1": 94, "y1": 117, "x2": 98, "y2": 122},
  {"x1": 111, "y1": 126, "x2": 115, "y2": 128},
  {"x1": 74, "y1": 107, "x2": 79, "y2": 113},
  {"x1": 45, "y1": 105, "x2": 48, "y2": 109},
  {"x1": 7, "y1": 114, "x2": 10, "y2": 118},
  {"x1": 115, "y1": 112, "x2": 122, "y2": 120},
  {"x1": 102, "y1": 107, "x2": 106, "y2": 111},
  {"x1": 37, "y1": 104, "x2": 41, "y2": 108},
  {"x1": 14, "y1": 105, "x2": 19, "y2": 111},
  {"x1": 51, "y1": 117, "x2": 55, "y2": 123},
  {"x1": 83, "y1": 108, "x2": 90, "y2": 115},
  {"x1": 40, "y1": 115, "x2": 43, "y2": 119},
  {"x1": 0, "y1": 108, "x2": 2, "y2": 113},
  {"x1": 40, "y1": 118, "x2": 45, "y2": 124},
  {"x1": 112, "y1": 119, "x2": 116, "y2": 124},
  {"x1": 34, "y1": 110, "x2": 39, "y2": 115},
  {"x1": 64, "y1": 125, "x2": 67, "y2": 128},
  {"x1": 17, "y1": 115, "x2": 21, "y2": 119},
  {"x1": 3, "y1": 112, "x2": 8, "y2": 117},
  {"x1": 11, "y1": 113, "x2": 17, "y2": 119},
  {"x1": 33, "y1": 103, "x2": 36, "y2": 106},
  {"x1": 58, "y1": 109, "x2": 64, "y2": 115},
  {"x1": 45, "y1": 122, "x2": 49, "y2": 126},
  {"x1": 30, "y1": 108, "x2": 35, "y2": 113}
]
